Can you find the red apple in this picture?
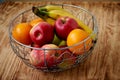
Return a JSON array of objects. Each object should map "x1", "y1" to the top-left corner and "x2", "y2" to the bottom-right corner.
[
  {"x1": 29, "y1": 44, "x2": 62, "y2": 68},
  {"x1": 30, "y1": 22, "x2": 54, "y2": 46},
  {"x1": 55, "y1": 16, "x2": 78, "y2": 40}
]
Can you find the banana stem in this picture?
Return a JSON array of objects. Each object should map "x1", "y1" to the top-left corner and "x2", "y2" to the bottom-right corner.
[
  {"x1": 38, "y1": 7, "x2": 47, "y2": 11},
  {"x1": 32, "y1": 7, "x2": 49, "y2": 19}
]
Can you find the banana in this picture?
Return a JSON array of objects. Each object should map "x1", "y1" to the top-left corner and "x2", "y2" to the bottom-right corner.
[
  {"x1": 48, "y1": 10, "x2": 72, "y2": 19},
  {"x1": 32, "y1": 7, "x2": 56, "y2": 26},
  {"x1": 45, "y1": 18, "x2": 55, "y2": 26},
  {"x1": 40, "y1": 5, "x2": 63, "y2": 11},
  {"x1": 32, "y1": 6, "x2": 96, "y2": 39}
]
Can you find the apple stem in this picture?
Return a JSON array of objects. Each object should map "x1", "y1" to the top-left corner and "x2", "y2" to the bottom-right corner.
[
  {"x1": 61, "y1": 19, "x2": 66, "y2": 24},
  {"x1": 36, "y1": 33, "x2": 40, "y2": 38},
  {"x1": 34, "y1": 30, "x2": 41, "y2": 38}
]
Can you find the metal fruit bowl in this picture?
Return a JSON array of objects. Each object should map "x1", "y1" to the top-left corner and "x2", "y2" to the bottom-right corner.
[{"x1": 9, "y1": 4, "x2": 98, "y2": 72}]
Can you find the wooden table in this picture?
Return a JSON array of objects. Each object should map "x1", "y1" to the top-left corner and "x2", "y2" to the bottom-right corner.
[{"x1": 0, "y1": 1, "x2": 120, "y2": 80}]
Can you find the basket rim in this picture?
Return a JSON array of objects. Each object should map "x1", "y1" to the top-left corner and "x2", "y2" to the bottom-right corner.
[{"x1": 8, "y1": 4, "x2": 98, "y2": 50}]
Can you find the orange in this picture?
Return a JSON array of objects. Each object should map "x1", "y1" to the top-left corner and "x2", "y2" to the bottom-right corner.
[
  {"x1": 30, "y1": 18, "x2": 44, "y2": 27},
  {"x1": 67, "y1": 29, "x2": 92, "y2": 55},
  {"x1": 12, "y1": 23, "x2": 32, "y2": 45}
]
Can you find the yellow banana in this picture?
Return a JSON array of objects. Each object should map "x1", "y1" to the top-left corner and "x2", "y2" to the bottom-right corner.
[
  {"x1": 45, "y1": 18, "x2": 55, "y2": 26},
  {"x1": 41, "y1": 5, "x2": 63, "y2": 11},
  {"x1": 48, "y1": 10, "x2": 71, "y2": 19}
]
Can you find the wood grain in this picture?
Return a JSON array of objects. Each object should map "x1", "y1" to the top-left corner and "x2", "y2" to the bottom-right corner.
[{"x1": 0, "y1": 1, "x2": 120, "y2": 80}]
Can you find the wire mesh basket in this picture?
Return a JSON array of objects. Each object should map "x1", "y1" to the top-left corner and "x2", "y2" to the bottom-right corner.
[{"x1": 9, "y1": 4, "x2": 98, "y2": 72}]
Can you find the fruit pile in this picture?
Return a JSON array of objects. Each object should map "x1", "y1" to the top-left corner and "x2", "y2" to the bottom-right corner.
[{"x1": 12, "y1": 5, "x2": 94, "y2": 69}]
